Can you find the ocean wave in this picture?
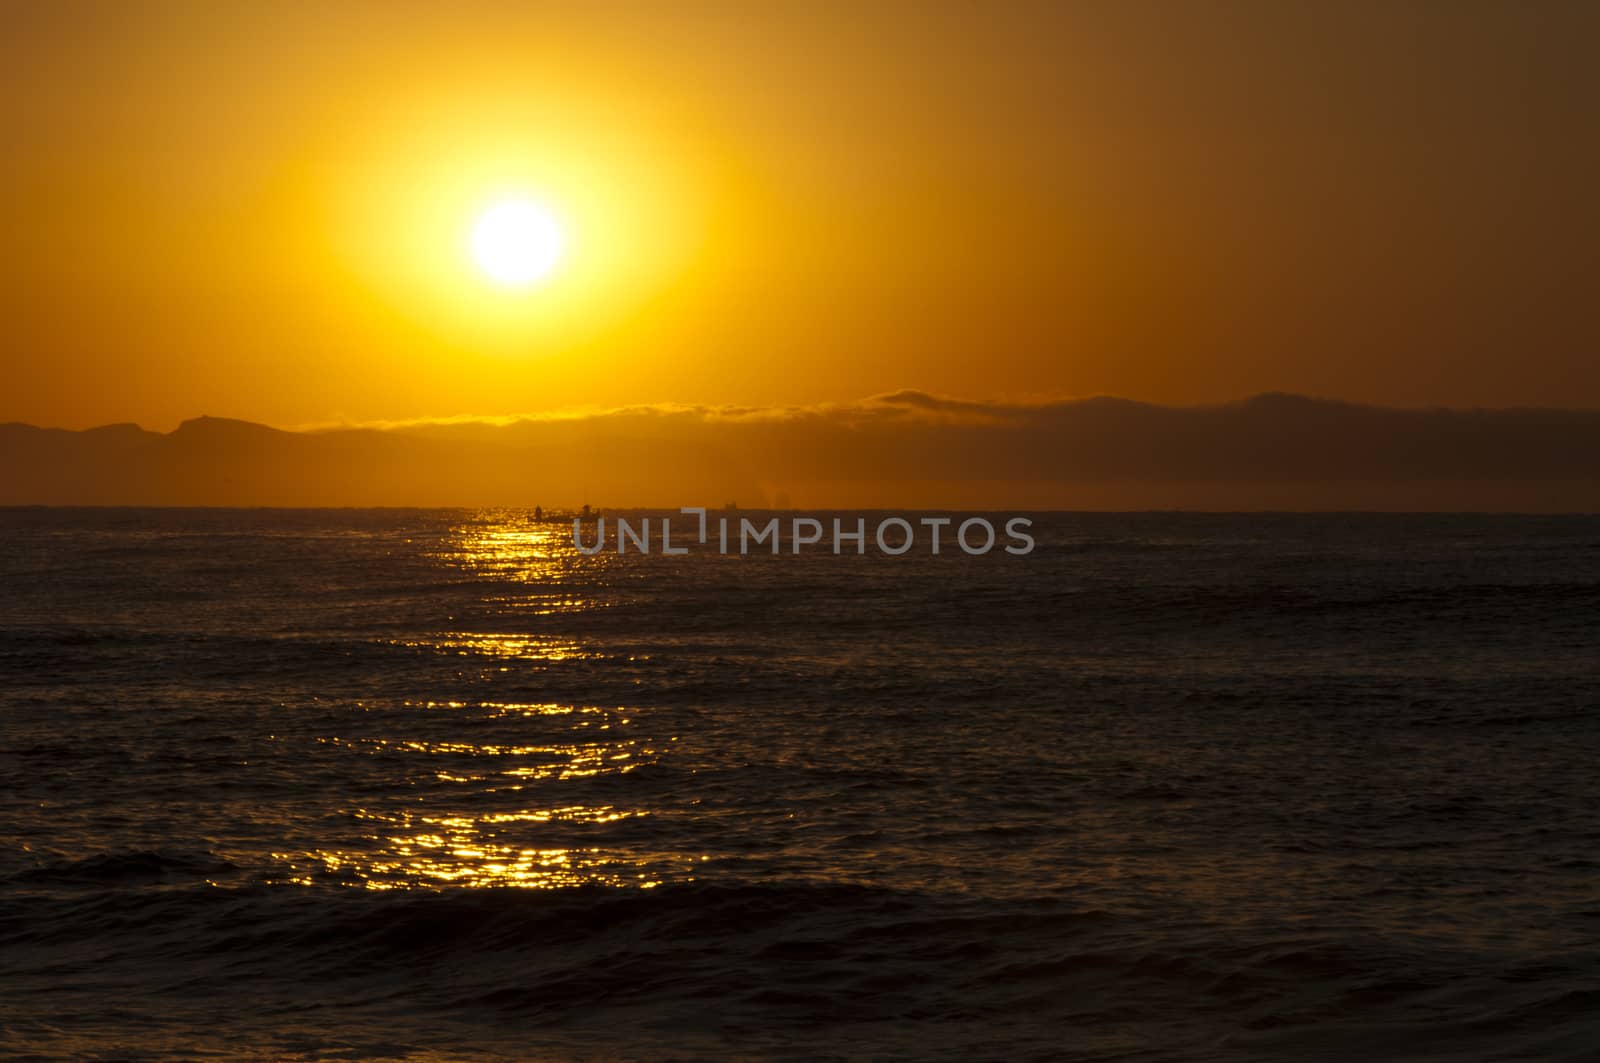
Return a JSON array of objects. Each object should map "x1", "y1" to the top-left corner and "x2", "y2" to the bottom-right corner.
[{"x1": 4, "y1": 878, "x2": 1597, "y2": 1060}]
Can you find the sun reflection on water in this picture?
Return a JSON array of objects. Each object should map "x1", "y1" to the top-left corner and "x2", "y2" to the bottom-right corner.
[
  {"x1": 283, "y1": 805, "x2": 676, "y2": 890},
  {"x1": 428, "y1": 511, "x2": 626, "y2": 613},
  {"x1": 275, "y1": 512, "x2": 686, "y2": 891},
  {"x1": 433, "y1": 515, "x2": 572, "y2": 580},
  {"x1": 279, "y1": 701, "x2": 684, "y2": 889},
  {"x1": 389, "y1": 632, "x2": 601, "y2": 661}
]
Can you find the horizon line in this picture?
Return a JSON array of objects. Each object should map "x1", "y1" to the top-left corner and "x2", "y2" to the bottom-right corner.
[{"x1": 11, "y1": 389, "x2": 1600, "y2": 436}]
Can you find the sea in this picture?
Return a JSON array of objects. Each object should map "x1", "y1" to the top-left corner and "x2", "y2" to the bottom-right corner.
[{"x1": 2, "y1": 508, "x2": 1597, "y2": 1061}]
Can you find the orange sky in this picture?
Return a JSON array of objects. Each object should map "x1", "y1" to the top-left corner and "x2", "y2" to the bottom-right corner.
[{"x1": 3, "y1": 1, "x2": 1597, "y2": 431}]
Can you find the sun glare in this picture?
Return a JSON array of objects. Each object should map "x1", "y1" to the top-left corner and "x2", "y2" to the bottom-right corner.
[{"x1": 470, "y1": 198, "x2": 564, "y2": 287}]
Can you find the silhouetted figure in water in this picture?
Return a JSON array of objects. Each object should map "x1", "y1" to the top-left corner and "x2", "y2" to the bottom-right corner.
[{"x1": 534, "y1": 506, "x2": 542, "y2": 521}]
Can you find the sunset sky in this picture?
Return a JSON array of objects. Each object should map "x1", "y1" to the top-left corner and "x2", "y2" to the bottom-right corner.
[{"x1": 4, "y1": 1, "x2": 1597, "y2": 432}]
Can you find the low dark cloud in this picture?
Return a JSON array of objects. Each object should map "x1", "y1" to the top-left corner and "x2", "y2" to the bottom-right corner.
[{"x1": 4, "y1": 393, "x2": 1598, "y2": 509}]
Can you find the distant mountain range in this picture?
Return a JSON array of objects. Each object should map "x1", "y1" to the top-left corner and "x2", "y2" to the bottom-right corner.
[{"x1": 4, "y1": 393, "x2": 1598, "y2": 510}]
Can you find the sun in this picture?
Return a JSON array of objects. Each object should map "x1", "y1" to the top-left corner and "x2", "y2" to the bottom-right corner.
[{"x1": 469, "y1": 198, "x2": 564, "y2": 287}]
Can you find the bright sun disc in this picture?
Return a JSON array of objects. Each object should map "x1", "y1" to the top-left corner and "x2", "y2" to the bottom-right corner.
[{"x1": 470, "y1": 199, "x2": 564, "y2": 286}]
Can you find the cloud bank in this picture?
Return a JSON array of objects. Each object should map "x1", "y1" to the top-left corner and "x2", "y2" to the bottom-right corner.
[{"x1": 4, "y1": 393, "x2": 1599, "y2": 510}]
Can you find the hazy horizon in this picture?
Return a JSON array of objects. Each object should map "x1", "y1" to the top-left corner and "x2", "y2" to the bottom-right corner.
[
  {"x1": 14, "y1": 387, "x2": 1600, "y2": 437},
  {"x1": 7, "y1": 390, "x2": 1600, "y2": 510}
]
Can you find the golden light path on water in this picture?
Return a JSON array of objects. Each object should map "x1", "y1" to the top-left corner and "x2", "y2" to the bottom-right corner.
[{"x1": 275, "y1": 512, "x2": 694, "y2": 891}]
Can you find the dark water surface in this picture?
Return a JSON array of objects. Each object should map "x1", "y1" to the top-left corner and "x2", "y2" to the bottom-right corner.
[{"x1": 2, "y1": 509, "x2": 1598, "y2": 1060}]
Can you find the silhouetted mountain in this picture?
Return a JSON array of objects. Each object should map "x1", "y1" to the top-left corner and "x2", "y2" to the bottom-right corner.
[{"x1": 3, "y1": 394, "x2": 1598, "y2": 509}]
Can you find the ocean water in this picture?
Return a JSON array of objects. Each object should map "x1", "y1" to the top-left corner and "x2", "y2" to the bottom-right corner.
[{"x1": 2, "y1": 508, "x2": 1598, "y2": 1061}]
